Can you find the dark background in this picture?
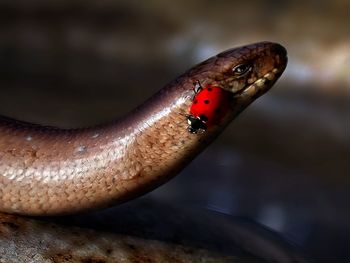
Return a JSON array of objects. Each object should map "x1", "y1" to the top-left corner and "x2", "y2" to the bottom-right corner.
[{"x1": 0, "y1": 1, "x2": 349, "y2": 262}]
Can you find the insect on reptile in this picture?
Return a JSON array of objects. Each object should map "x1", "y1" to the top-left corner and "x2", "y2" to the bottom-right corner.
[
  {"x1": 0, "y1": 42, "x2": 287, "y2": 215},
  {"x1": 187, "y1": 82, "x2": 232, "y2": 134}
]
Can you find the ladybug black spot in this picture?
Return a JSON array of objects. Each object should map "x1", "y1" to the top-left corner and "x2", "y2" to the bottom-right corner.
[
  {"x1": 204, "y1": 100, "x2": 210, "y2": 104},
  {"x1": 194, "y1": 99, "x2": 198, "y2": 104},
  {"x1": 207, "y1": 87, "x2": 213, "y2": 91}
]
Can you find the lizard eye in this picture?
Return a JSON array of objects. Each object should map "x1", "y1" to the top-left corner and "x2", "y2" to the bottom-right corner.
[{"x1": 232, "y1": 63, "x2": 251, "y2": 77}]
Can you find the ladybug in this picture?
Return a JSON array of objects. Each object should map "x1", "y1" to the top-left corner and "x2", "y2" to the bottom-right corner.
[{"x1": 187, "y1": 82, "x2": 231, "y2": 134}]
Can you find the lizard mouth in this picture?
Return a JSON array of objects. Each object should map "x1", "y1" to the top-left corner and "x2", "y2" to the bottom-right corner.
[
  {"x1": 231, "y1": 42, "x2": 288, "y2": 99},
  {"x1": 232, "y1": 67, "x2": 283, "y2": 99}
]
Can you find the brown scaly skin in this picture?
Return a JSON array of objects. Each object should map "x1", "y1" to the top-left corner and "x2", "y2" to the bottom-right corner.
[{"x1": 0, "y1": 42, "x2": 287, "y2": 215}]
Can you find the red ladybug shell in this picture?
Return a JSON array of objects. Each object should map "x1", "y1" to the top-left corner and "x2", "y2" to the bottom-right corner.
[{"x1": 189, "y1": 85, "x2": 231, "y2": 126}]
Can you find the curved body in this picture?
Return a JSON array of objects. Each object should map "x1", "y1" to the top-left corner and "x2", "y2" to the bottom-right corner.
[{"x1": 0, "y1": 42, "x2": 287, "y2": 215}]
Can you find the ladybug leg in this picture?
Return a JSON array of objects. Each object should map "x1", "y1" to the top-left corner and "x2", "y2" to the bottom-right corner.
[
  {"x1": 193, "y1": 80, "x2": 203, "y2": 94},
  {"x1": 188, "y1": 126, "x2": 197, "y2": 134}
]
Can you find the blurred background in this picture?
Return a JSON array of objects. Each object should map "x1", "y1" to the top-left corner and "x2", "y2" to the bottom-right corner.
[{"x1": 0, "y1": 0, "x2": 349, "y2": 262}]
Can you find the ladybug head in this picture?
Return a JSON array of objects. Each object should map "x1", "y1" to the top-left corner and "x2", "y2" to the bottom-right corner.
[{"x1": 187, "y1": 115, "x2": 207, "y2": 134}]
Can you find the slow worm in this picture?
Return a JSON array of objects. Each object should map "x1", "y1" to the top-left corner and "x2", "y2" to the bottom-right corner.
[{"x1": 0, "y1": 42, "x2": 287, "y2": 215}]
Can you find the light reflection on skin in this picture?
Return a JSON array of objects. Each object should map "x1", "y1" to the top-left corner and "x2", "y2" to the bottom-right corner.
[
  {"x1": 141, "y1": 96, "x2": 188, "y2": 132},
  {"x1": 5, "y1": 96, "x2": 191, "y2": 184}
]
